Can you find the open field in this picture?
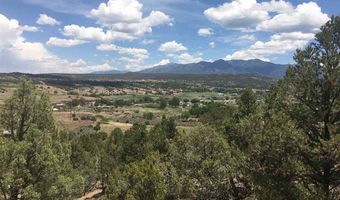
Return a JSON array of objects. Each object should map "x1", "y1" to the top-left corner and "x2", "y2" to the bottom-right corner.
[{"x1": 0, "y1": 87, "x2": 14, "y2": 106}]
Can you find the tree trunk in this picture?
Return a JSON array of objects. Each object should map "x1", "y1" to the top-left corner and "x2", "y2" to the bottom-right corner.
[
  {"x1": 8, "y1": 186, "x2": 19, "y2": 200},
  {"x1": 322, "y1": 162, "x2": 330, "y2": 200},
  {"x1": 322, "y1": 121, "x2": 331, "y2": 199}
]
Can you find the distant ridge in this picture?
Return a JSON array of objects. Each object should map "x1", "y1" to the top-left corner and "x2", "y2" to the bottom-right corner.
[
  {"x1": 139, "y1": 59, "x2": 288, "y2": 78},
  {"x1": 91, "y1": 69, "x2": 125, "y2": 74}
]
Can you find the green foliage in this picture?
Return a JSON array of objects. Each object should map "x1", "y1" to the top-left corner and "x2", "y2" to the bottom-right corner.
[
  {"x1": 282, "y1": 16, "x2": 340, "y2": 199},
  {"x1": 0, "y1": 126, "x2": 84, "y2": 200},
  {"x1": 114, "y1": 99, "x2": 133, "y2": 107},
  {"x1": 94, "y1": 122, "x2": 101, "y2": 131},
  {"x1": 236, "y1": 88, "x2": 257, "y2": 118},
  {"x1": 80, "y1": 115, "x2": 96, "y2": 121},
  {"x1": 141, "y1": 95, "x2": 154, "y2": 103},
  {"x1": 159, "y1": 97, "x2": 167, "y2": 109},
  {"x1": 200, "y1": 103, "x2": 236, "y2": 127},
  {"x1": 149, "y1": 117, "x2": 177, "y2": 153},
  {"x1": 0, "y1": 80, "x2": 84, "y2": 200},
  {"x1": 120, "y1": 124, "x2": 153, "y2": 163},
  {"x1": 143, "y1": 112, "x2": 154, "y2": 120},
  {"x1": 228, "y1": 16, "x2": 340, "y2": 200},
  {"x1": 107, "y1": 153, "x2": 167, "y2": 200},
  {"x1": 70, "y1": 127, "x2": 109, "y2": 193},
  {"x1": 233, "y1": 112, "x2": 311, "y2": 199},
  {"x1": 167, "y1": 127, "x2": 235, "y2": 199},
  {"x1": 168, "y1": 96, "x2": 180, "y2": 107},
  {"x1": 69, "y1": 97, "x2": 86, "y2": 107},
  {"x1": 190, "y1": 98, "x2": 200, "y2": 104},
  {"x1": 95, "y1": 97, "x2": 113, "y2": 106},
  {"x1": 0, "y1": 80, "x2": 55, "y2": 141},
  {"x1": 189, "y1": 103, "x2": 202, "y2": 117},
  {"x1": 189, "y1": 103, "x2": 236, "y2": 128}
]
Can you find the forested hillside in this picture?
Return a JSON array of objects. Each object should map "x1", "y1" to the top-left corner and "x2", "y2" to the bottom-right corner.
[{"x1": 0, "y1": 16, "x2": 339, "y2": 200}]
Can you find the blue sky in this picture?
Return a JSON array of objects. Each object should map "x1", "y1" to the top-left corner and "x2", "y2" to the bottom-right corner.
[{"x1": 0, "y1": 0, "x2": 339, "y2": 73}]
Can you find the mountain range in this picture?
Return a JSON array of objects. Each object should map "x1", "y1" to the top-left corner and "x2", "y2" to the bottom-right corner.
[
  {"x1": 94, "y1": 59, "x2": 289, "y2": 78},
  {"x1": 140, "y1": 59, "x2": 288, "y2": 78}
]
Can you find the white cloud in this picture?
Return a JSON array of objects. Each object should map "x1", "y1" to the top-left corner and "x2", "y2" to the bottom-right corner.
[
  {"x1": 119, "y1": 57, "x2": 144, "y2": 70},
  {"x1": 204, "y1": 0, "x2": 300, "y2": 31},
  {"x1": 158, "y1": 40, "x2": 202, "y2": 64},
  {"x1": 90, "y1": 0, "x2": 143, "y2": 24},
  {"x1": 176, "y1": 53, "x2": 203, "y2": 64},
  {"x1": 260, "y1": 0, "x2": 294, "y2": 13},
  {"x1": 20, "y1": 25, "x2": 40, "y2": 32},
  {"x1": 198, "y1": 28, "x2": 214, "y2": 37},
  {"x1": 36, "y1": 14, "x2": 61, "y2": 26},
  {"x1": 205, "y1": 0, "x2": 328, "y2": 33},
  {"x1": 209, "y1": 42, "x2": 215, "y2": 48},
  {"x1": 159, "y1": 41, "x2": 187, "y2": 53},
  {"x1": 96, "y1": 44, "x2": 149, "y2": 59},
  {"x1": 237, "y1": 34, "x2": 256, "y2": 41},
  {"x1": 89, "y1": 0, "x2": 172, "y2": 40},
  {"x1": 46, "y1": 37, "x2": 88, "y2": 47},
  {"x1": 141, "y1": 39, "x2": 155, "y2": 45},
  {"x1": 62, "y1": 24, "x2": 135, "y2": 43},
  {"x1": 136, "y1": 58, "x2": 171, "y2": 71},
  {"x1": 256, "y1": 2, "x2": 329, "y2": 33},
  {"x1": 70, "y1": 58, "x2": 87, "y2": 67},
  {"x1": 204, "y1": 0, "x2": 271, "y2": 30},
  {"x1": 0, "y1": 14, "x2": 112, "y2": 73},
  {"x1": 224, "y1": 32, "x2": 314, "y2": 61},
  {"x1": 205, "y1": 0, "x2": 328, "y2": 61},
  {"x1": 69, "y1": 59, "x2": 113, "y2": 72},
  {"x1": 154, "y1": 59, "x2": 170, "y2": 66},
  {"x1": 97, "y1": 44, "x2": 149, "y2": 70}
]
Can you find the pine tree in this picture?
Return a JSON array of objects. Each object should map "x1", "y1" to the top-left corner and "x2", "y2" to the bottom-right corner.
[{"x1": 284, "y1": 16, "x2": 340, "y2": 199}]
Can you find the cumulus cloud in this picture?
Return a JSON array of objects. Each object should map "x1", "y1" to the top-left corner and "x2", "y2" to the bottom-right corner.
[
  {"x1": 159, "y1": 41, "x2": 187, "y2": 53},
  {"x1": 88, "y1": 0, "x2": 172, "y2": 40},
  {"x1": 198, "y1": 28, "x2": 214, "y2": 37},
  {"x1": 69, "y1": 59, "x2": 113, "y2": 72},
  {"x1": 62, "y1": 24, "x2": 135, "y2": 43},
  {"x1": 97, "y1": 43, "x2": 149, "y2": 70},
  {"x1": 57, "y1": 0, "x2": 173, "y2": 70},
  {"x1": 204, "y1": 0, "x2": 272, "y2": 30},
  {"x1": 176, "y1": 53, "x2": 203, "y2": 64},
  {"x1": 0, "y1": 14, "x2": 112, "y2": 73},
  {"x1": 224, "y1": 32, "x2": 314, "y2": 61},
  {"x1": 204, "y1": 0, "x2": 328, "y2": 33},
  {"x1": 90, "y1": 0, "x2": 143, "y2": 24},
  {"x1": 205, "y1": 0, "x2": 328, "y2": 61},
  {"x1": 158, "y1": 40, "x2": 202, "y2": 64},
  {"x1": 96, "y1": 44, "x2": 148, "y2": 58},
  {"x1": 256, "y1": 2, "x2": 329, "y2": 33},
  {"x1": 36, "y1": 14, "x2": 61, "y2": 26},
  {"x1": 46, "y1": 37, "x2": 88, "y2": 47}
]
